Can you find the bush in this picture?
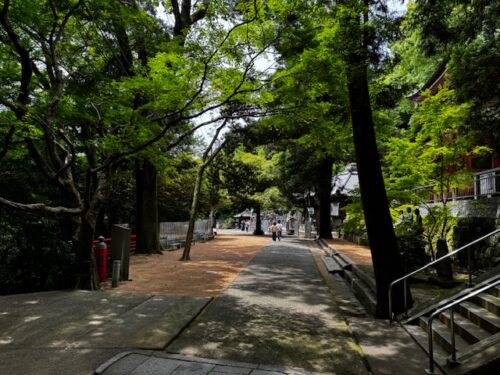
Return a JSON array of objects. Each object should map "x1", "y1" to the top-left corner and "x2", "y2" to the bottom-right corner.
[
  {"x1": 452, "y1": 217, "x2": 496, "y2": 270},
  {"x1": 395, "y1": 221, "x2": 429, "y2": 273},
  {"x1": 0, "y1": 212, "x2": 77, "y2": 295}
]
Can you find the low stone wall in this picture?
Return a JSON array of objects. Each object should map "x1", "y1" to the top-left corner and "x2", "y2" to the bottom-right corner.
[
  {"x1": 342, "y1": 233, "x2": 369, "y2": 246},
  {"x1": 450, "y1": 196, "x2": 500, "y2": 222},
  {"x1": 447, "y1": 197, "x2": 500, "y2": 268}
]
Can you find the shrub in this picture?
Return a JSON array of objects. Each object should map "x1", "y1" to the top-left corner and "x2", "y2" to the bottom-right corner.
[{"x1": 0, "y1": 212, "x2": 77, "y2": 295}]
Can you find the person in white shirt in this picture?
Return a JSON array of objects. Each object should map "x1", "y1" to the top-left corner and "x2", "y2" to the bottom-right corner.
[{"x1": 276, "y1": 220, "x2": 283, "y2": 241}]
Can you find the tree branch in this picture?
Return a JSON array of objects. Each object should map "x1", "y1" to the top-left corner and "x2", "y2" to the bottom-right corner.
[
  {"x1": 0, "y1": 125, "x2": 15, "y2": 162},
  {"x1": 0, "y1": 0, "x2": 33, "y2": 118},
  {"x1": 171, "y1": 0, "x2": 183, "y2": 36},
  {"x1": 54, "y1": 129, "x2": 77, "y2": 179},
  {"x1": 0, "y1": 196, "x2": 82, "y2": 215},
  {"x1": 191, "y1": 0, "x2": 209, "y2": 24}
]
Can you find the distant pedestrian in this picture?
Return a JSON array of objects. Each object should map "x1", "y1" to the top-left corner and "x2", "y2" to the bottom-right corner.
[
  {"x1": 271, "y1": 222, "x2": 278, "y2": 241},
  {"x1": 414, "y1": 208, "x2": 423, "y2": 227},
  {"x1": 245, "y1": 219, "x2": 250, "y2": 232},
  {"x1": 406, "y1": 207, "x2": 414, "y2": 222},
  {"x1": 276, "y1": 220, "x2": 283, "y2": 241},
  {"x1": 398, "y1": 209, "x2": 405, "y2": 223}
]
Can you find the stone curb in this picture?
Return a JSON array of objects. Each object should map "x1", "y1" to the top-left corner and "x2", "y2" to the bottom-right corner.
[{"x1": 95, "y1": 351, "x2": 335, "y2": 375}]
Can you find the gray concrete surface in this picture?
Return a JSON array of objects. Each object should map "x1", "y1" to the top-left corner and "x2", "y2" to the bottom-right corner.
[
  {"x1": 0, "y1": 290, "x2": 210, "y2": 374},
  {"x1": 95, "y1": 351, "x2": 332, "y2": 375},
  {"x1": 165, "y1": 239, "x2": 369, "y2": 375},
  {"x1": 0, "y1": 235, "x2": 431, "y2": 375}
]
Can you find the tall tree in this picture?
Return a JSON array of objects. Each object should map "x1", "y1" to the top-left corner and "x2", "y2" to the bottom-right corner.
[
  {"x1": 256, "y1": 2, "x2": 352, "y2": 239},
  {"x1": 134, "y1": 0, "x2": 211, "y2": 254},
  {"x1": 385, "y1": 88, "x2": 488, "y2": 267},
  {"x1": 181, "y1": 121, "x2": 227, "y2": 260},
  {"x1": 411, "y1": 0, "x2": 500, "y2": 152},
  {"x1": 0, "y1": 0, "x2": 276, "y2": 289},
  {"x1": 337, "y1": 0, "x2": 408, "y2": 317}
]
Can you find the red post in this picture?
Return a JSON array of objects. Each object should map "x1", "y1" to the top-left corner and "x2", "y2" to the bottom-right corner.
[{"x1": 94, "y1": 236, "x2": 108, "y2": 283}]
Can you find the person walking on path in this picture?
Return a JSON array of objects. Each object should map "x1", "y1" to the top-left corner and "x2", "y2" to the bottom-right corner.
[
  {"x1": 276, "y1": 220, "x2": 283, "y2": 241},
  {"x1": 270, "y1": 221, "x2": 278, "y2": 241}
]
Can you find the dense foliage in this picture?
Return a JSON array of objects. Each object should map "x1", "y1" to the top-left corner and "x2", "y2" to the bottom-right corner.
[{"x1": 0, "y1": 1, "x2": 496, "y2": 312}]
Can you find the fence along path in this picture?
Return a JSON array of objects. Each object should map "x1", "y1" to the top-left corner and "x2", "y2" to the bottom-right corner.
[{"x1": 159, "y1": 220, "x2": 211, "y2": 248}]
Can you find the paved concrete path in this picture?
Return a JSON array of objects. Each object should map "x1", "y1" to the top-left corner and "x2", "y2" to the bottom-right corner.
[
  {"x1": 1, "y1": 235, "x2": 428, "y2": 375},
  {"x1": 318, "y1": 239, "x2": 437, "y2": 375},
  {"x1": 0, "y1": 290, "x2": 210, "y2": 375},
  {"x1": 162, "y1": 238, "x2": 369, "y2": 375},
  {"x1": 95, "y1": 351, "x2": 333, "y2": 375}
]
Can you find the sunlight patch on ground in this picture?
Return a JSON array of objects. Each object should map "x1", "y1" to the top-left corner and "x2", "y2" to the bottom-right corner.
[
  {"x1": 22, "y1": 300, "x2": 39, "y2": 305},
  {"x1": 0, "y1": 337, "x2": 13, "y2": 345},
  {"x1": 23, "y1": 316, "x2": 41, "y2": 322}
]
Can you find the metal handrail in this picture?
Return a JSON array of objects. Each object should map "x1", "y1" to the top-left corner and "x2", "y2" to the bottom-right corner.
[
  {"x1": 412, "y1": 167, "x2": 500, "y2": 202},
  {"x1": 425, "y1": 279, "x2": 500, "y2": 374},
  {"x1": 389, "y1": 227, "x2": 500, "y2": 322}
]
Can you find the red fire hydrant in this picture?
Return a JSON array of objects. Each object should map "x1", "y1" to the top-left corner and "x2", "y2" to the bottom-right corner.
[{"x1": 95, "y1": 236, "x2": 108, "y2": 283}]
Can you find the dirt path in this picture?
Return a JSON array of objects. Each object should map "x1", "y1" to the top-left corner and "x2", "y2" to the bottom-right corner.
[{"x1": 116, "y1": 232, "x2": 270, "y2": 296}]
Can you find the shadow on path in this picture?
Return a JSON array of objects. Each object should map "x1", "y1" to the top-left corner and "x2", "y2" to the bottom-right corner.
[{"x1": 167, "y1": 238, "x2": 369, "y2": 375}]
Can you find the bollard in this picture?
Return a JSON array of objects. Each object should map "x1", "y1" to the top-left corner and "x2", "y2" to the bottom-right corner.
[
  {"x1": 94, "y1": 236, "x2": 108, "y2": 283},
  {"x1": 112, "y1": 260, "x2": 121, "y2": 288}
]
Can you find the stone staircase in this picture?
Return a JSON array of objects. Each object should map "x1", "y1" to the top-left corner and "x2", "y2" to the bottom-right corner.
[
  {"x1": 316, "y1": 238, "x2": 500, "y2": 374},
  {"x1": 402, "y1": 275, "x2": 500, "y2": 374}
]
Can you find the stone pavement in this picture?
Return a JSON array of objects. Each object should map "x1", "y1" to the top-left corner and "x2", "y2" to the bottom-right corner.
[
  {"x1": 163, "y1": 238, "x2": 368, "y2": 375},
  {"x1": 316, "y1": 238, "x2": 433, "y2": 375},
  {"x1": 95, "y1": 351, "x2": 333, "y2": 375},
  {"x1": 0, "y1": 234, "x2": 430, "y2": 375},
  {"x1": 0, "y1": 291, "x2": 211, "y2": 375}
]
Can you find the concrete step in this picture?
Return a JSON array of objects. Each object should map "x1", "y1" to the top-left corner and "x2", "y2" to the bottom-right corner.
[
  {"x1": 471, "y1": 292, "x2": 500, "y2": 316},
  {"x1": 331, "y1": 251, "x2": 376, "y2": 294},
  {"x1": 348, "y1": 317, "x2": 432, "y2": 375},
  {"x1": 487, "y1": 285, "x2": 500, "y2": 298},
  {"x1": 332, "y1": 253, "x2": 351, "y2": 269},
  {"x1": 404, "y1": 275, "x2": 500, "y2": 325},
  {"x1": 457, "y1": 301, "x2": 500, "y2": 335},
  {"x1": 321, "y1": 255, "x2": 343, "y2": 274},
  {"x1": 316, "y1": 238, "x2": 329, "y2": 250},
  {"x1": 343, "y1": 269, "x2": 377, "y2": 316},
  {"x1": 453, "y1": 331, "x2": 500, "y2": 366},
  {"x1": 440, "y1": 310, "x2": 491, "y2": 344},
  {"x1": 73, "y1": 295, "x2": 211, "y2": 349},
  {"x1": 403, "y1": 323, "x2": 447, "y2": 373},
  {"x1": 419, "y1": 317, "x2": 470, "y2": 355}
]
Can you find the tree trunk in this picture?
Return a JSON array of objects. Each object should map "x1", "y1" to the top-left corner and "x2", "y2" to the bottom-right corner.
[
  {"x1": 253, "y1": 204, "x2": 264, "y2": 235},
  {"x1": 74, "y1": 171, "x2": 109, "y2": 290},
  {"x1": 135, "y1": 160, "x2": 161, "y2": 254},
  {"x1": 208, "y1": 210, "x2": 214, "y2": 237},
  {"x1": 181, "y1": 167, "x2": 204, "y2": 261},
  {"x1": 435, "y1": 238, "x2": 453, "y2": 281},
  {"x1": 317, "y1": 158, "x2": 333, "y2": 239},
  {"x1": 340, "y1": 0, "x2": 410, "y2": 318},
  {"x1": 75, "y1": 210, "x2": 100, "y2": 290}
]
